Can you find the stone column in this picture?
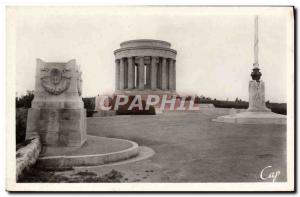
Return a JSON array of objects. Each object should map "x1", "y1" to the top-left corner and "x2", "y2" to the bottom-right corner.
[
  {"x1": 174, "y1": 60, "x2": 176, "y2": 90},
  {"x1": 151, "y1": 56, "x2": 157, "y2": 90},
  {"x1": 138, "y1": 56, "x2": 145, "y2": 90},
  {"x1": 119, "y1": 58, "x2": 125, "y2": 90},
  {"x1": 146, "y1": 64, "x2": 151, "y2": 88},
  {"x1": 115, "y1": 59, "x2": 120, "y2": 90},
  {"x1": 127, "y1": 57, "x2": 134, "y2": 89},
  {"x1": 124, "y1": 58, "x2": 128, "y2": 89},
  {"x1": 135, "y1": 64, "x2": 138, "y2": 89},
  {"x1": 157, "y1": 58, "x2": 161, "y2": 89},
  {"x1": 168, "y1": 58, "x2": 175, "y2": 90},
  {"x1": 161, "y1": 57, "x2": 167, "y2": 90}
]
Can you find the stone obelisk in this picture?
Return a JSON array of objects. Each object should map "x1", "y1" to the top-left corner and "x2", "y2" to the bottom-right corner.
[
  {"x1": 247, "y1": 15, "x2": 271, "y2": 112},
  {"x1": 213, "y1": 15, "x2": 286, "y2": 124}
]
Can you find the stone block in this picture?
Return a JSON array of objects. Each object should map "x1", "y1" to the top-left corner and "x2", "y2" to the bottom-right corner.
[
  {"x1": 248, "y1": 80, "x2": 271, "y2": 112},
  {"x1": 213, "y1": 80, "x2": 286, "y2": 125},
  {"x1": 26, "y1": 59, "x2": 86, "y2": 147},
  {"x1": 39, "y1": 132, "x2": 60, "y2": 146}
]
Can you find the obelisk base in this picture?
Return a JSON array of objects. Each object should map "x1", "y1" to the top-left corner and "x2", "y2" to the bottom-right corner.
[
  {"x1": 212, "y1": 111, "x2": 286, "y2": 125},
  {"x1": 247, "y1": 80, "x2": 271, "y2": 112},
  {"x1": 213, "y1": 80, "x2": 286, "y2": 125}
]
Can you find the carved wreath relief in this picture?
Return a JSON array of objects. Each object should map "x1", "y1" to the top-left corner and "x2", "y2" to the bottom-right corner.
[{"x1": 41, "y1": 67, "x2": 71, "y2": 95}]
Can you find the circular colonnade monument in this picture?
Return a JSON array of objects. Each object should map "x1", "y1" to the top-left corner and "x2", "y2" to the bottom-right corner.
[{"x1": 114, "y1": 39, "x2": 177, "y2": 95}]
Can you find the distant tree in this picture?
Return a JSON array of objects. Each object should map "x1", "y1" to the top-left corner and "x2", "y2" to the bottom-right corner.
[
  {"x1": 82, "y1": 97, "x2": 96, "y2": 117},
  {"x1": 194, "y1": 96, "x2": 200, "y2": 104},
  {"x1": 15, "y1": 90, "x2": 34, "y2": 144},
  {"x1": 185, "y1": 96, "x2": 192, "y2": 101},
  {"x1": 82, "y1": 97, "x2": 95, "y2": 110},
  {"x1": 16, "y1": 91, "x2": 34, "y2": 108}
]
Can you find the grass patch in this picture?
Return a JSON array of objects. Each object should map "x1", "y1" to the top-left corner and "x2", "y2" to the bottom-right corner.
[
  {"x1": 16, "y1": 108, "x2": 28, "y2": 144},
  {"x1": 18, "y1": 168, "x2": 124, "y2": 183}
]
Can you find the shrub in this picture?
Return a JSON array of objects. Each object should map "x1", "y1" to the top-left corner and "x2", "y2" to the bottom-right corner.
[
  {"x1": 18, "y1": 168, "x2": 124, "y2": 183},
  {"x1": 82, "y1": 97, "x2": 95, "y2": 110},
  {"x1": 16, "y1": 108, "x2": 28, "y2": 144},
  {"x1": 212, "y1": 100, "x2": 248, "y2": 109},
  {"x1": 194, "y1": 97, "x2": 214, "y2": 104},
  {"x1": 16, "y1": 91, "x2": 34, "y2": 108},
  {"x1": 82, "y1": 97, "x2": 96, "y2": 117},
  {"x1": 211, "y1": 100, "x2": 286, "y2": 115},
  {"x1": 86, "y1": 110, "x2": 96, "y2": 117},
  {"x1": 266, "y1": 103, "x2": 287, "y2": 115}
]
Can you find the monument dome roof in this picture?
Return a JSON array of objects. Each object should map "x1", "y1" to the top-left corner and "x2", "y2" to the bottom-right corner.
[
  {"x1": 120, "y1": 39, "x2": 171, "y2": 48},
  {"x1": 114, "y1": 39, "x2": 177, "y2": 59}
]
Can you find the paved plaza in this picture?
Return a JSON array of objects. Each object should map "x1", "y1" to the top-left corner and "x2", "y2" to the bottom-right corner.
[{"x1": 83, "y1": 110, "x2": 286, "y2": 182}]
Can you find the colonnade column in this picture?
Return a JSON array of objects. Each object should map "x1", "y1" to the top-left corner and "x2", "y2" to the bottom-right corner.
[
  {"x1": 116, "y1": 56, "x2": 176, "y2": 91},
  {"x1": 127, "y1": 57, "x2": 134, "y2": 89},
  {"x1": 161, "y1": 57, "x2": 167, "y2": 90},
  {"x1": 174, "y1": 60, "x2": 176, "y2": 90},
  {"x1": 119, "y1": 58, "x2": 125, "y2": 90},
  {"x1": 150, "y1": 56, "x2": 157, "y2": 90},
  {"x1": 146, "y1": 65, "x2": 151, "y2": 88},
  {"x1": 157, "y1": 59, "x2": 161, "y2": 89},
  {"x1": 138, "y1": 56, "x2": 145, "y2": 90},
  {"x1": 115, "y1": 59, "x2": 120, "y2": 90},
  {"x1": 168, "y1": 58, "x2": 175, "y2": 90}
]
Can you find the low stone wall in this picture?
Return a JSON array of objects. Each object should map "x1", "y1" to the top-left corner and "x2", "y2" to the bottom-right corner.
[{"x1": 16, "y1": 133, "x2": 41, "y2": 181}]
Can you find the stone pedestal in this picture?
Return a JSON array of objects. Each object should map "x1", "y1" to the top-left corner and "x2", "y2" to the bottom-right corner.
[
  {"x1": 26, "y1": 108, "x2": 86, "y2": 146},
  {"x1": 248, "y1": 80, "x2": 271, "y2": 112},
  {"x1": 213, "y1": 80, "x2": 286, "y2": 125},
  {"x1": 26, "y1": 59, "x2": 87, "y2": 147}
]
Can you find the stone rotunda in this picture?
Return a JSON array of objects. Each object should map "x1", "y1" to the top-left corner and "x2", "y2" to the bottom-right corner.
[{"x1": 114, "y1": 39, "x2": 177, "y2": 95}]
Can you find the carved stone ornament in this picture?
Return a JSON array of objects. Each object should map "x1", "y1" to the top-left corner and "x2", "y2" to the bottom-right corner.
[
  {"x1": 251, "y1": 66, "x2": 262, "y2": 82},
  {"x1": 41, "y1": 67, "x2": 71, "y2": 95}
]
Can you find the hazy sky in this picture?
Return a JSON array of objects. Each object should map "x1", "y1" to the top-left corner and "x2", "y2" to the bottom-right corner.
[{"x1": 12, "y1": 7, "x2": 290, "y2": 102}]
